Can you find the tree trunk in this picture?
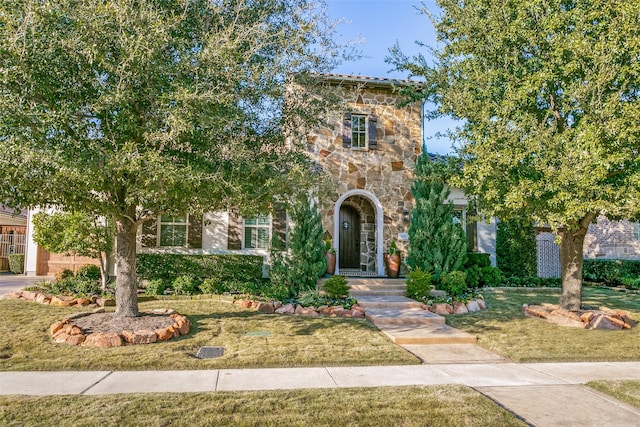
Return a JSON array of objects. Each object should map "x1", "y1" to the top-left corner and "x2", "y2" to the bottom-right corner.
[
  {"x1": 558, "y1": 215, "x2": 594, "y2": 310},
  {"x1": 114, "y1": 214, "x2": 139, "y2": 317}
]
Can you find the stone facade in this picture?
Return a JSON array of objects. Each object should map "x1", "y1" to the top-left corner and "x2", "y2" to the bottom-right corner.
[
  {"x1": 308, "y1": 75, "x2": 422, "y2": 275},
  {"x1": 584, "y1": 217, "x2": 640, "y2": 260}
]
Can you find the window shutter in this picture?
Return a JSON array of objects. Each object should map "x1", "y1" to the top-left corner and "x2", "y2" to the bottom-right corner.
[
  {"x1": 227, "y1": 211, "x2": 242, "y2": 250},
  {"x1": 272, "y1": 209, "x2": 287, "y2": 250},
  {"x1": 141, "y1": 218, "x2": 157, "y2": 248},
  {"x1": 342, "y1": 113, "x2": 352, "y2": 147},
  {"x1": 188, "y1": 214, "x2": 203, "y2": 249},
  {"x1": 368, "y1": 115, "x2": 378, "y2": 150}
]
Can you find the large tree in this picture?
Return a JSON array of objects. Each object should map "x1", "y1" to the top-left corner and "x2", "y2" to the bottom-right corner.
[
  {"x1": 389, "y1": 0, "x2": 640, "y2": 309},
  {"x1": 0, "y1": 0, "x2": 347, "y2": 317}
]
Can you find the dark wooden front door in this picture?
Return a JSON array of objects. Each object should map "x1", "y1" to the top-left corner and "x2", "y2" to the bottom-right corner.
[{"x1": 339, "y1": 205, "x2": 360, "y2": 269}]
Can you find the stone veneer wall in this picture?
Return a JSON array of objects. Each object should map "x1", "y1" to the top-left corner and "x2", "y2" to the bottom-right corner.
[
  {"x1": 309, "y1": 84, "x2": 422, "y2": 272},
  {"x1": 584, "y1": 217, "x2": 640, "y2": 260}
]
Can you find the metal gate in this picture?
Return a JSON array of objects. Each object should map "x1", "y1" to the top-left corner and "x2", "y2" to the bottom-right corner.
[
  {"x1": 0, "y1": 233, "x2": 26, "y2": 271},
  {"x1": 536, "y1": 232, "x2": 561, "y2": 278}
]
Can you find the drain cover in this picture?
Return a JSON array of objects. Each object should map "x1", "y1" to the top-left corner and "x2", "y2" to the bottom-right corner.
[
  {"x1": 196, "y1": 346, "x2": 225, "y2": 359},
  {"x1": 245, "y1": 331, "x2": 271, "y2": 337}
]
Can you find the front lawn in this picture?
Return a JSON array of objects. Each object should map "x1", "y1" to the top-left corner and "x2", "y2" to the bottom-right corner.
[
  {"x1": 0, "y1": 386, "x2": 525, "y2": 427},
  {"x1": 447, "y1": 287, "x2": 640, "y2": 362},
  {"x1": 0, "y1": 298, "x2": 417, "y2": 371},
  {"x1": 588, "y1": 380, "x2": 640, "y2": 409}
]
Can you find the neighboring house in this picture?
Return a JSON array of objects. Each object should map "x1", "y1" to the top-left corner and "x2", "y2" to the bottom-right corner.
[
  {"x1": 23, "y1": 73, "x2": 497, "y2": 277},
  {"x1": 0, "y1": 207, "x2": 27, "y2": 272}
]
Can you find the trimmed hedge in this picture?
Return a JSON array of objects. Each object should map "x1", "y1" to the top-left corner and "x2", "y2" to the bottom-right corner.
[
  {"x1": 583, "y1": 259, "x2": 640, "y2": 287},
  {"x1": 8, "y1": 253, "x2": 24, "y2": 274},
  {"x1": 137, "y1": 254, "x2": 264, "y2": 284}
]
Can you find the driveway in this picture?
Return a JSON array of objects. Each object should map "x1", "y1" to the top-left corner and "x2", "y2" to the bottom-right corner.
[{"x1": 0, "y1": 273, "x2": 43, "y2": 295}]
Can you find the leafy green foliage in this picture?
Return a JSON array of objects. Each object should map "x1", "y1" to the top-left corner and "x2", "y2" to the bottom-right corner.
[
  {"x1": 479, "y1": 266, "x2": 503, "y2": 288},
  {"x1": 583, "y1": 259, "x2": 640, "y2": 287},
  {"x1": 7, "y1": 254, "x2": 24, "y2": 274},
  {"x1": 464, "y1": 266, "x2": 480, "y2": 288},
  {"x1": 390, "y1": 0, "x2": 640, "y2": 309},
  {"x1": 76, "y1": 264, "x2": 101, "y2": 282},
  {"x1": 137, "y1": 254, "x2": 263, "y2": 285},
  {"x1": 498, "y1": 276, "x2": 562, "y2": 288},
  {"x1": 45, "y1": 277, "x2": 101, "y2": 297},
  {"x1": 296, "y1": 288, "x2": 357, "y2": 310},
  {"x1": 496, "y1": 219, "x2": 537, "y2": 278},
  {"x1": 321, "y1": 275, "x2": 349, "y2": 298},
  {"x1": 464, "y1": 253, "x2": 491, "y2": 269},
  {"x1": 269, "y1": 196, "x2": 327, "y2": 297},
  {"x1": 407, "y1": 154, "x2": 467, "y2": 280},
  {"x1": 406, "y1": 267, "x2": 433, "y2": 300},
  {"x1": 144, "y1": 279, "x2": 166, "y2": 296},
  {"x1": 438, "y1": 271, "x2": 468, "y2": 298},
  {"x1": 172, "y1": 276, "x2": 198, "y2": 296},
  {"x1": 54, "y1": 269, "x2": 75, "y2": 283},
  {"x1": 0, "y1": 0, "x2": 350, "y2": 316}
]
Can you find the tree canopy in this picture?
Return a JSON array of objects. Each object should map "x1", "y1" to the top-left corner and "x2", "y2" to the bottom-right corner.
[
  {"x1": 389, "y1": 0, "x2": 640, "y2": 309},
  {"x1": 0, "y1": 0, "x2": 348, "y2": 316}
]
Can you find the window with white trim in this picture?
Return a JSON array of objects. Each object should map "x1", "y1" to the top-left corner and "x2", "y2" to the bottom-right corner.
[
  {"x1": 159, "y1": 214, "x2": 188, "y2": 247},
  {"x1": 243, "y1": 215, "x2": 271, "y2": 249},
  {"x1": 351, "y1": 114, "x2": 367, "y2": 148},
  {"x1": 634, "y1": 222, "x2": 640, "y2": 241}
]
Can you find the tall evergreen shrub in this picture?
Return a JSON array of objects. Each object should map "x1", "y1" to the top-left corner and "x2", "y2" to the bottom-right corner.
[
  {"x1": 269, "y1": 195, "x2": 327, "y2": 296},
  {"x1": 406, "y1": 154, "x2": 467, "y2": 280},
  {"x1": 496, "y1": 219, "x2": 537, "y2": 277}
]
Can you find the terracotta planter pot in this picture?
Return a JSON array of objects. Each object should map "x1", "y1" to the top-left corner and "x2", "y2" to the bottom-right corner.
[
  {"x1": 326, "y1": 252, "x2": 336, "y2": 275},
  {"x1": 385, "y1": 253, "x2": 401, "y2": 278}
]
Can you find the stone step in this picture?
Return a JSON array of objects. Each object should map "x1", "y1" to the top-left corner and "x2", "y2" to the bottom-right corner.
[
  {"x1": 365, "y1": 307, "x2": 446, "y2": 328},
  {"x1": 355, "y1": 295, "x2": 423, "y2": 309},
  {"x1": 349, "y1": 289, "x2": 406, "y2": 297},
  {"x1": 347, "y1": 278, "x2": 406, "y2": 286},
  {"x1": 349, "y1": 284, "x2": 407, "y2": 291},
  {"x1": 381, "y1": 324, "x2": 477, "y2": 345}
]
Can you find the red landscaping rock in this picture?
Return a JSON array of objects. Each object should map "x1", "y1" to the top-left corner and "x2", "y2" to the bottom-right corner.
[
  {"x1": 21, "y1": 290, "x2": 38, "y2": 301},
  {"x1": 257, "y1": 302, "x2": 275, "y2": 314},
  {"x1": 329, "y1": 306, "x2": 344, "y2": 317},
  {"x1": 453, "y1": 301, "x2": 469, "y2": 314},
  {"x1": 546, "y1": 312, "x2": 586, "y2": 328},
  {"x1": 121, "y1": 330, "x2": 135, "y2": 343},
  {"x1": 83, "y1": 332, "x2": 123, "y2": 348},
  {"x1": 352, "y1": 309, "x2": 365, "y2": 319},
  {"x1": 590, "y1": 314, "x2": 622, "y2": 330},
  {"x1": 155, "y1": 327, "x2": 173, "y2": 341},
  {"x1": 51, "y1": 295, "x2": 76, "y2": 307},
  {"x1": 476, "y1": 299, "x2": 486, "y2": 310},
  {"x1": 53, "y1": 333, "x2": 70, "y2": 344},
  {"x1": 431, "y1": 303, "x2": 453, "y2": 315},
  {"x1": 465, "y1": 300, "x2": 480, "y2": 312},
  {"x1": 130, "y1": 330, "x2": 157, "y2": 345},
  {"x1": 1, "y1": 291, "x2": 22, "y2": 300},
  {"x1": 295, "y1": 306, "x2": 319, "y2": 317},
  {"x1": 65, "y1": 335, "x2": 86, "y2": 346},
  {"x1": 50, "y1": 321, "x2": 65, "y2": 335},
  {"x1": 524, "y1": 305, "x2": 549, "y2": 319},
  {"x1": 35, "y1": 293, "x2": 51, "y2": 304},
  {"x1": 275, "y1": 303, "x2": 295, "y2": 314},
  {"x1": 342, "y1": 309, "x2": 353, "y2": 318}
]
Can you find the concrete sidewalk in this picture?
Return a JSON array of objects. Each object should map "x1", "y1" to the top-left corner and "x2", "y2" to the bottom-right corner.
[{"x1": 3, "y1": 361, "x2": 640, "y2": 426}]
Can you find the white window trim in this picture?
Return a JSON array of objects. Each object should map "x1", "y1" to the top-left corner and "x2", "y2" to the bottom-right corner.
[
  {"x1": 158, "y1": 214, "x2": 189, "y2": 247},
  {"x1": 242, "y1": 215, "x2": 272, "y2": 250},
  {"x1": 351, "y1": 114, "x2": 367, "y2": 149}
]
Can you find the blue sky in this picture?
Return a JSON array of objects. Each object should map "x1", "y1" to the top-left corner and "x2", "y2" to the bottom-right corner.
[{"x1": 325, "y1": 0, "x2": 454, "y2": 154}]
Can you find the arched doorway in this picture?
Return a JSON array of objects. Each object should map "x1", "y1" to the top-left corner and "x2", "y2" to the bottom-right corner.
[
  {"x1": 338, "y1": 205, "x2": 360, "y2": 268},
  {"x1": 333, "y1": 190, "x2": 385, "y2": 276}
]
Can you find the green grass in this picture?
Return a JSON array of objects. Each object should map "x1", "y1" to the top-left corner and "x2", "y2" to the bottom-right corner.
[
  {"x1": 446, "y1": 287, "x2": 640, "y2": 362},
  {"x1": 0, "y1": 386, "x2": 525, "y2": 427},
  {"x1": 0, "y1": 298, "x2": 417, "y2": 371},
  {"x1": 588, "y1": 380, "x2": 640, "y2": 409}
]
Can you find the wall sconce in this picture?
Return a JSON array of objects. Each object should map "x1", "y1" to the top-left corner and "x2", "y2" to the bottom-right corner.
[
  {"x1": 402, "y1": 210, "x2": 410, "y2": 223},
  {"x1": 342, "y1": 220, "x2": 350, "y2": 230}
]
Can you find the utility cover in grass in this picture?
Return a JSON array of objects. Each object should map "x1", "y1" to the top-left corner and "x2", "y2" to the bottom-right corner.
[
  {"x1": 245, "y1": 331, "x2": 271, "y2": 337},
  {"x1": 196, "y1": 346, "x2": 225, "y2": 359}
]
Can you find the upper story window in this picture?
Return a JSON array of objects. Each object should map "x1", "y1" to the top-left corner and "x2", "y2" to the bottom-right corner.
[
  {"x1": 244, "y1": 215, "x2": 271, "y2": 249},
  {"x1": 160, "y1": 214, "x2": 187, "y2": 246},
  {"x1": 351, "y1": 114, "x2": 367, "y2": 148},
  {"x1": 342, "y1": 112, "x2": 378, "y2": 150}
]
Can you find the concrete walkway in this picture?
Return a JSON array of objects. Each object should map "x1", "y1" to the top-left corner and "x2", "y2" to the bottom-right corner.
[{"x1": 2, "y1": 360, "x2": 640, "y2": 425}]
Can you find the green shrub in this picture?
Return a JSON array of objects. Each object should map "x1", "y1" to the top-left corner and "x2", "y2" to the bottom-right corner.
[
  {"x1": 406, "y1": 268, "x2": 433, "y2": 300},
  {"x1": 479, "y1": 266, "x2": 503, "y2": 287},
  {"x1": 199, "y1": 278, "x2": 225, "y2": 294},
  {"x1": 8, "y1": 253, "x2": 25, "y2": 274},
  {"x1": 260, "y1": 281, "x2": 291, "y2": 301},
  {"x1": 55, "y1": 268, "x2": 75, "y2": 282},
  {"x1": 496, "y1": 219, "x2": 537, "y2": 277},
  {"x1": 137, "y1": 254, "x2": 264, "y2": 284},
  {"x1": 76, "y1": 264, "x2": 101, "y2": 281},
  {"x1": 172, "y1": 275, "x2": 198, "y2": 295},
  {"x1": 47, "y1": 276, "x2": 101, "y2": 296},
  {"x1": 464, "y1": 265, "x2": 480, "y2": 288},
  {"x1": 144, "y1": 279, "x2": 166, "y2": 296},
  {"x1": 621, "y1": 275, "x2": 640, "y2": 290},
  {"x1": 464, "y1": 252, "x2": 491, "y2": 269},
  {"x1": 498, "y1": 276, "x2": 561, "y2": 288},
  {"x1": 438, "y1": 270, "x2": 468, "y2": 297},
  {"x1": 583, "y1": 259, "x2": 640, "y2": 286},
  {"x1": 321, "y1": 275, "x2": 349, "y2": 298}
]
